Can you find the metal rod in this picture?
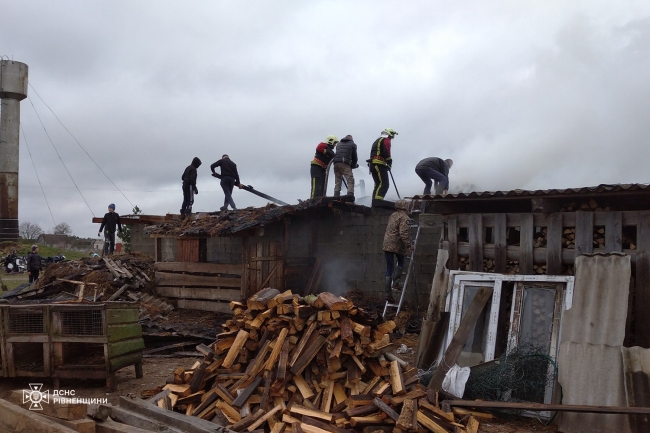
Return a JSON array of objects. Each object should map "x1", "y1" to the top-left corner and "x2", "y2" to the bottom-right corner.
[
  {"x1": 211, "y1": 173, "x2": 288, "y2": 206},
  {"x1": 388, "y1": 170, "x2": 401, "y2": 199}
]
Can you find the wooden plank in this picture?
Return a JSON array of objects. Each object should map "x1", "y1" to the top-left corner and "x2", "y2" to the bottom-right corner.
[
  {"x1": 546, "y1": 212, "x2": 563, "y2": 275},
  {"x1": 155, "y1": 286, "x2": 241, "y2": 302},
  {"x1": 493, "y1": 213, "x2": 507, "y2": 273},
  {"x1": 119, "y1": 396, "x2": 232, "y2": 431},
  {"x1": 468, "y1": 214, "x2": 483, "y2": 272},
  {"x1": 176, "y1": 300, "x2": 233, "y2": 314},
  {"x1": 265, "y1": 328, "x2": 289, "y2": 371},
  {"x1": 107, "y1": 324, "x2": 142, "y2": 342},
  {"x1": 0, "y1": 398, "x2": 79, "y2": 433},
  {"x1": 96, "y1": 418, "x2": 160, "y2": 433},
  {"x1": 154, "y1": 262, "x2": 244, "y2": 275},
  {"x1": 223, "y1": 329, "x2": 250, "y2": 368},
  {"x1": 447, "y1": 217, "x2": 458, "y2": 271},
  {"x1": 428, "y1": 287, "x2": 493, "y2": 392},
  {"x1": 519, "y1": 213, "x2": 534, "y2": 274},
  {"x1": 155, "y1": 272, "x2": 242, "y2": 288},
  {"x1": 388, "y1": 360, "x2": 405, "y2": 396},
  {"x1": 290, "y1": 405, "x2": 334, "y2": 422},
  {"x1": 636, "y1": 212, "x2": 650, "y2": 348},
  {"x1": 575, "y1": 211, "x2": 594, "y2": 256},
  {"x1": 605, "y1": 211, "x2": 623, "y2": 253},
  {"x1": 444, "y1": 398, "x2": 650, "y2": 414},
  {"x1": 290, "y1": 336, "x2": 326, "y2": 375}
]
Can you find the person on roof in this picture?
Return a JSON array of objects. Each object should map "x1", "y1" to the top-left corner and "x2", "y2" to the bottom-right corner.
[
  {"x1": 211, "y1": 154, "x2": 243, "y2": 212},
  {"x1": 368, "y1": 128, "x2": 398, "y2": 201},
  {"x1": 382, "y1": 199, "x2": 412, "y2": 303},
  {"x1": 310, "y1": 135, "x2": 338, "y2": 198},
  {"x1": 415, "y1": 157, "x2": 453, "y2": 196},
  {"x1": 181, "y1": 157, "x2": 202, "y2": 217},
  {"x1": 332, "y1": 135, "x2": 358, "y2": 199},
  {"x1": 98, "y1": 203, "x2": 123, "y2": 255}
]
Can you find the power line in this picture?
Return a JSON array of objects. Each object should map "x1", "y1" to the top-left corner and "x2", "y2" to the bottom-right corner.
[
  {"x1": 27, "y1": 95, "x2": 96, "y2": 217},
  {"x1": 28, "y1": 82, "x2": 134, "y2": 208},
  {"x1": 20, "y1": 125, "x2": 57, "y2": 226}
]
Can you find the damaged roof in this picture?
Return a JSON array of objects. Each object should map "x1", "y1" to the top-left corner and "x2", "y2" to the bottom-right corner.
[
  {"x1": 410, "y1": 183, "x2": 650, "y2": 200},
  {"x1": 145, "y1": 198, "x2": 368, "y2": 237}
]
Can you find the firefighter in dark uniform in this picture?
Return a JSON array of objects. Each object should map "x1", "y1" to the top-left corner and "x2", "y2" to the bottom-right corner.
[
  {"x1": 310, "y1": 135, "x2": 339, "y2": 198},
  {"x1": 368, "y1": 128, "x2": 398, "y2": 201}
]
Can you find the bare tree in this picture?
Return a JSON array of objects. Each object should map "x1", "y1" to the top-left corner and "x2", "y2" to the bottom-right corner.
[
  {"x1": 53, "y1": 222, "x2": 73, "y2": 236},
  {"x1": 19, "y1": 221, "x2": 44, "y2": 240}
]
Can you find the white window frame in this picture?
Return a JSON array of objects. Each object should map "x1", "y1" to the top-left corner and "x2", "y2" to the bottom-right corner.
[{"x1": 442, "y1": 271, "x2": 575, "y2": 415}]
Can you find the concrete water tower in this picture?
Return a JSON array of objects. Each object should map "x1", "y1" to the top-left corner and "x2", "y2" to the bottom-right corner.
[{"x1": 0, "y1": 59, "x2": 28, "y2": 241}]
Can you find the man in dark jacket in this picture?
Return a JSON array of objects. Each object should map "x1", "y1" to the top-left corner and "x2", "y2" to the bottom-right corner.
[
  {"x1": 181, "y1": 157, "x2": 202, "y2": 216},
  {"x1": 368, "y1": 128, "x2": 398, "y2": 201},
  {"x1": 415, "y1": 157, "x2": 453, "y2": 195},
  {"x1": 310, "y1": 135, "x2": 338, "y2": 198},
  {"x1": 211, "y1": 154, "x2": 242, "y2": 211},
  {"x1": 98, "y1": 203, "x2": 123, "y2": 255},
  {"x1": 26, "y1": 245, "x2": 43, "y2": 283},
  {"x1": 332, "y1": 135, "x2": 358, "y2": 199}
]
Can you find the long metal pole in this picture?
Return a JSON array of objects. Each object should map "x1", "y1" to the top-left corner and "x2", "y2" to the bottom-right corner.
[{"x1": 388, "y1": 170, "x2": 401, "y2": 199}]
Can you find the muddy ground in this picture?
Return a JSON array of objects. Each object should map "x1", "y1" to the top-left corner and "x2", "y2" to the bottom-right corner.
[{"x1": 0, "y1": 335, "x2": 558, "y2": 433}]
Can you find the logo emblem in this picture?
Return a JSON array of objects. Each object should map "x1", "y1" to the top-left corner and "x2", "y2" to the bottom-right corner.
[{"x1": 22, "y1": 384, "x2": 49, "y2": 410}]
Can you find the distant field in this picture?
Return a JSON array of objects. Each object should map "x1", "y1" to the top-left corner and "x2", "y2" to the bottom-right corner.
[{"x1": 1, "y1": 239, "x2": 100, "y2": 293}]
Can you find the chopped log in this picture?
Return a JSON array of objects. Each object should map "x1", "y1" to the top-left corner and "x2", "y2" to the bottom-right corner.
[
  {"x1": 248, "y1": 288, "x2": 281, "y2": 310},
  {"x1": 189, "y1": 353, "x2": 215, "y2": 393},
  {"x1": 232, "y1": 377, "x2": 263, "y2": 408},
  {"x1": 216, "y1": 399, "x2": 242, "y2": 422},
  {"x1": 416, "y1": 411, "x2": 447, "y2": 433},
  {"x1": 290, "y1": 336, "x2": 327, "y2": 375},
  {"x1": 313, "y1": 292, "x2": 352, "y2": 310},
  {"x1": 247, "y1": 404, "x2": 283, "y2": 431},
  {"x1": 231, "y1": 409, "x2": 265, "y2": 432},
  {"x1": 290, "y1": 321, "x2": 318, "y2": 367},
  {"x1": 266, "y1": 328, "x2": 289, "y2": 371},
  {"x1": 396, "y1": 399, "x2": 414, "y2": 430},
  {"x1": 389, "y1": 389, "x2": 426, "y2": 406},
  {"x1": 223, "y1": 330, "x2": 250, "y2": 368},
  {"x1": 339, "y1": 316, "x2": 354, "y2": 344},
  {"x1": 420, "y1": 400, "x2": 455, "y2": 422},
  {"x1": 465, "y1": 416, "x2": 479, "y2": 433},
  {"x1": 372, "y1": 397, "x2": 400, "y2": 421},
  {"x1": 389, "y1": 360, "x2": 406, "y2": 396},
  {"x1": 290, "y1": 404, "x2": 335, "y2": 422},
  {"x1": 302, "y1": 416, "x2": 351, "y2": 433}
]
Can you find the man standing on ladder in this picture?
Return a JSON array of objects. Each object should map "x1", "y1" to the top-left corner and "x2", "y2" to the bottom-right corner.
[
  {"x1": 382, "y1": 199, "x2": 413, "y2": 302},
  {"x1": 310, "y1": 135, "x2": 338, "y2": 198},
  {"x1": 368, "y1": 128, "x2": 398, "y2": 203}
]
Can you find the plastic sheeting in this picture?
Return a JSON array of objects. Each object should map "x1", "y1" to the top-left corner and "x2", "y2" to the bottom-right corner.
[{"x1": 558, "y1": 253, "x2": 632, "y2": 433}]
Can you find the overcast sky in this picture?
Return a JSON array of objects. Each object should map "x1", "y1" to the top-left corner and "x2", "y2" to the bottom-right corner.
[{"x1": 2, "y1": 1, "x2": 650, "y2": 239}]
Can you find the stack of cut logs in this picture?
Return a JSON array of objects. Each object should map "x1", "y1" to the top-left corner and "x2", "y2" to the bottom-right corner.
[{"x1": 151, "y1": 288, "x2": 484, "y2": 433}]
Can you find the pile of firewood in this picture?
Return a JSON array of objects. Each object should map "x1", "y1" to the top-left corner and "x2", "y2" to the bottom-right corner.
[{"x1": 149, "y1": 288, "x2": 484, "y2": 433}]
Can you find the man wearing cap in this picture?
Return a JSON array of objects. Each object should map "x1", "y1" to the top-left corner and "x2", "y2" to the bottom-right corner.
[
  {"x1": 415, "y1": 157, "x2": 453, "y2": 196},
  {"x1": 26, "y1": 245, "x2": 43, "y2": 283},
  {"x1": 211, "y1": 154, "x2": 242, "y2": 212},
  {"x1": 98, "y1": 204, "x2": 123, "y2": 255}
]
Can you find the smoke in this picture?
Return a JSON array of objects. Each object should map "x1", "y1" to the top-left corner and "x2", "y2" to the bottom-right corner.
[{"x1": 320, "y1": 258, "x2": 362, "y2": 296}]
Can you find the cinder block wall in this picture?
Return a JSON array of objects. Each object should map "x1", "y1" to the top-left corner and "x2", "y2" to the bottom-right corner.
[
  {"x1": 129, "y1": 224, "x2": 155, "y2": 257},
  {"x1": 286, "y1": 209, "x2": 440, "y2": 305},
  {"x1": 206, "y1": 236, "x2": 243, "y2": 263}
]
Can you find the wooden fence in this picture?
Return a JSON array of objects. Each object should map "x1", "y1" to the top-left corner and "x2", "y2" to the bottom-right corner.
[
  {"x1": 421, "y1": 210, "x2": 650, "y2": 347},
  {"x1": 154, "y1": 262, "x2": 244, "y2": 314}
]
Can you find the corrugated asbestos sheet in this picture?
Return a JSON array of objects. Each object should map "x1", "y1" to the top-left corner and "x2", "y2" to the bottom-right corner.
[
  {"x1": 560, "y1": 254, "x2": 630, "y2": 346},
  {"x1": 558, "y1": 343, "x2": 630, "y2": 433},
  {"x1": 621, "y1": 347, "x2": 650, "y2": 433},
  {"x1": 557, "y1": 253, "x2": 632, "y2": 433},
  {"x1": 411, "y1": 183, "x2": 650, "y2": 200}
]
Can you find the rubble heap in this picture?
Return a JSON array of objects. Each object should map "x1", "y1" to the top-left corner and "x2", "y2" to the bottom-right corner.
[
  {"x1": 2, "y1": 254, "x2": 156, "y2": 303},
  {"x1": 149, "y1": 288, "x2": 484, "y2": 433}
]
